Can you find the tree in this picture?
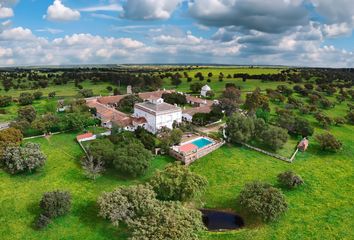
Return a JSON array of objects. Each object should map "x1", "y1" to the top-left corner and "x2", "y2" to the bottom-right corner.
[
  {"x1": 345, "y1": 111, "x2": 354, "y2": 125},
  {"x1": 0, "y1": 95, "x2": 12, "y2": 107},
  {"x1": 117, "y1": 95, "x2": 143, "y2": 113},
  {"x1": 0, "y1": 127, "x2": 23, "y2": 155},
  {"x1": 315, "y1": 132, "x2": 342, "y2": 152},
  {"x1": 19, "y1": 92, "x2": 34, "y2": 105},
  {"x1": 2, "y1": 142, "x2": 46, "y2": 174},
  {"x1": 158, "y1": 128, "x2": 183, "y2": 152},
  {"x1": 225, "y1": 113, "x2": 254, "y2": 143},
  {"x1": 98, "y1": 184, "x2": 157, "y2": 227},
  {"x1": 277, "y1": 85, "x2": 293, "y2": 96},
  {"x1": 39, "y1": 191, "x2": 71, "y2": 218},
  {"x1": 315, "y1": 112, "x2": 333, "y2": 129},
  {"x1": 129, "y1": 201, "x2": 204, "y2": 240},
  {"x1": 238, "y1": 181, "x2": 288, "y2": 222},
  {"x1": 245, "y1": 88, "x2": 270, "y2": 113},
  {"x1": 150, "y1": 163, "x2": 208, "y2": 201},
  {"x1": 192, "y1": 113, "x2": 209, "y2": 126},
  {"x1": 88, "y1": 139, "x2": 115, "y2": 165},
  {"x1": 293, "y1": 118, "x2": 314, "y2": 137},
  {"x1": 219, "y1": 86, "x2": 242, "y2": 116},
  {"x1": 33, "y1": 91, "x2": 43, "y2": 100},
  {"x1": 190, "y1": 82, "x2": 203, "y2": 93},
  {"x1": 134, "y1": 127, "x2": 157, "y2": 151},
  {"x1": 162, "y1": 92, "x2": 187, "y2": 106},
  {"x1": 78, "y1": 89, "x2": 94, "y2": 98},
  {"x1": 113, "y1": 142, "x2": 153, "y2": 177},
  {"x1": 81, "y1": 155, "x2": 105, "y2": 180},
  {"x1": 171, "y1": 75, "x2": 182, "y2": 87},
  {"x1": 277, "y1": 171, "x2": 304, "y2": 189},
  {"x1": 98, "y1": 185, "x2": 204, "y2": 240},
  {"x1": 259, "y1": 126, "x2": 288, "y2": 151},
  {"x1": 18, "y1": 105, "x2": 36, "y2": 123},
  {"x1": 32, "y1": 113, "x2": 59, "y2": 133}
]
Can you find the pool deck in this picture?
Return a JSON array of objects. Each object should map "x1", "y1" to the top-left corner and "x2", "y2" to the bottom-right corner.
[{"x1": 170, "y1": 135, "x2": 225, "y2": 165}]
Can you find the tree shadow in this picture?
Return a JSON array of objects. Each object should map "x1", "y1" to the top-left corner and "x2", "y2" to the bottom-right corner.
[{"x1": 75, "y1": 200, "x2": 129, "y2": 239}]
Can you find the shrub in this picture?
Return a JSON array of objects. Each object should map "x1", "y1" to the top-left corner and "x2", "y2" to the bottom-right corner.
[
  {"x1": 238, "y1": 181, "x2": 288, "y2": 222},
  {"x1": 150, "y1": 163, "x2": 208, "y2": 202},
  {"x1": 34, "y1": 214, "x2": 51, "y2": 230},
  {"x1": 315, "y1": 132, "x2": 342, "y2": 152},
  {"x1": 277, "y1": 171, "x2": 304, "y2": 189},
  {"x1": 2, "y1": 143, "x2": 46, "y2": 174},
  {"x1": 39, "y1": 191, "x2": 72, "y2": 218}
]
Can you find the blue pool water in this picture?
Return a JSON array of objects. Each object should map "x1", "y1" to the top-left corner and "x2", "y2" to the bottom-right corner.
[{"x1": 192, "y1": 138, "x2": 213, "y2": 148}]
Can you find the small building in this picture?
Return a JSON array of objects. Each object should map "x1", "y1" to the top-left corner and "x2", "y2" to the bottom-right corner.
[
  {"x1": 76, "y1": 132, "x2": 95, "y2": 142},
  {"x1": 201, "y1": 85, "x2": 211, "y2": 97},
  {"x1": 298, "y1": 138, "x2": 309, "y2": 151},
  {"x1": 133, "y1": 98, "x2": 182, "y2": 134}
]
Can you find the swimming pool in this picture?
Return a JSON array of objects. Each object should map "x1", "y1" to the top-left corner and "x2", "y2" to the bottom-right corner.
[{"x1": 192, "y1": 138, "x2": 213, "y2": 149}]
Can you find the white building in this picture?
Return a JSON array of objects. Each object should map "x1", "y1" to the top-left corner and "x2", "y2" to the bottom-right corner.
[
  {"x1": 134, "y1": 98, "x2": 182, "y2": 134},
  {"x1": 201, "y1": 85, "x2": 211, "y2": 97}
]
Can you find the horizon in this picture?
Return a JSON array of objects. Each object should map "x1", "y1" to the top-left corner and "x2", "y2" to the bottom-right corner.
[{"x1": 0, "y1": 1, "x2": 354, "y2": 67}]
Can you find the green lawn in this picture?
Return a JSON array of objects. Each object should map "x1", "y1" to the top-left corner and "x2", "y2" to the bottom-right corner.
[
  {"x1": 193, "y1": 123, "x2": 354, "y2": 240},
  {"x1": 0, "y1": 133, "x2": 173, "y2": 240}
]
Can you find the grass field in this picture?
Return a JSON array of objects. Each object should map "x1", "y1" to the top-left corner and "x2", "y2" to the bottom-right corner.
[
  {"x1": 0, "y1": 133, "x2": 173, "y2": 240},
  {"x1": 0, "y1": 67, "x2": 353, "y2": 240},
  {"x1": 193, "y1": 121, "x2": 354, "y2": 240},
  {"x1": 163, "y1": 67, "x2": 285, "y2": 95}
]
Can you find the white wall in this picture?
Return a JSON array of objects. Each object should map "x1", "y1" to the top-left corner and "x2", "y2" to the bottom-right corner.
[{"x1": 134, "y1": 108, "x2": 182, "y2": 134}]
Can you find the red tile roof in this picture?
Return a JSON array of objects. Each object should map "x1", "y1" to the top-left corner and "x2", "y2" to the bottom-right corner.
[
  {"x1": 97, "y1": 95, "x2": 127, "y2": 105},
  {"x1": 179, "y1": 143, "x2": 198, "y2": 153},
  {"x1": 186, "y1": 96, "x2": 213, "y2": 106},
  {"x1": 182, "y1": 105, "x2": 212, "y2": 116},
  {"x1": 76, "y1": 132, "x2": 94, "y2": 141}
]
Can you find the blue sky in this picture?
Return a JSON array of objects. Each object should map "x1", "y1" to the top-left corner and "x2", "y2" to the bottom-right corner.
[{"x1": 0, "y1": 0, "x2": 353, "y2": 67}]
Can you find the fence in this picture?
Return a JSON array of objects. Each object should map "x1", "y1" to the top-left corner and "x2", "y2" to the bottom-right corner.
[{"x1": 241, "y1": 142, "x2": 294, "y2": 163}]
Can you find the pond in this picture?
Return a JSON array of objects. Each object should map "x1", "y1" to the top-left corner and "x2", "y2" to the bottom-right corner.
[{"x1": 200, "y1": 209, "x2": 244, "y2": 231}]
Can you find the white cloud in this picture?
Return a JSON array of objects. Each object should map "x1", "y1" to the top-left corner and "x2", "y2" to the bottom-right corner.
[
  {"x1": 323, "y1": 23, "x2": 353, "y2": 37},
  {"x1": 122, "y1": 0, "x2": 182, "y2": 20},
  {"x1": 0, "y1": 46, "x2": 12, "y2": 57},
  {"x1": 0, "y1": 27, "x2": 36, "y2": 41},
  {"x1": 0, "y1": 23, "x2": 353, "y2": 67},
  {"x1": 80, "y1": 4, "x2": 122, "y2": 12},
  {"x1": 0, "y1": 4, "x2": 13, "y2": 18},
  {"x1": 36, "y1": 28, "x2": 63, "y2": 34},
  {"x1": 44, "y1": 0, "x2": 80, "y2": 22}
]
